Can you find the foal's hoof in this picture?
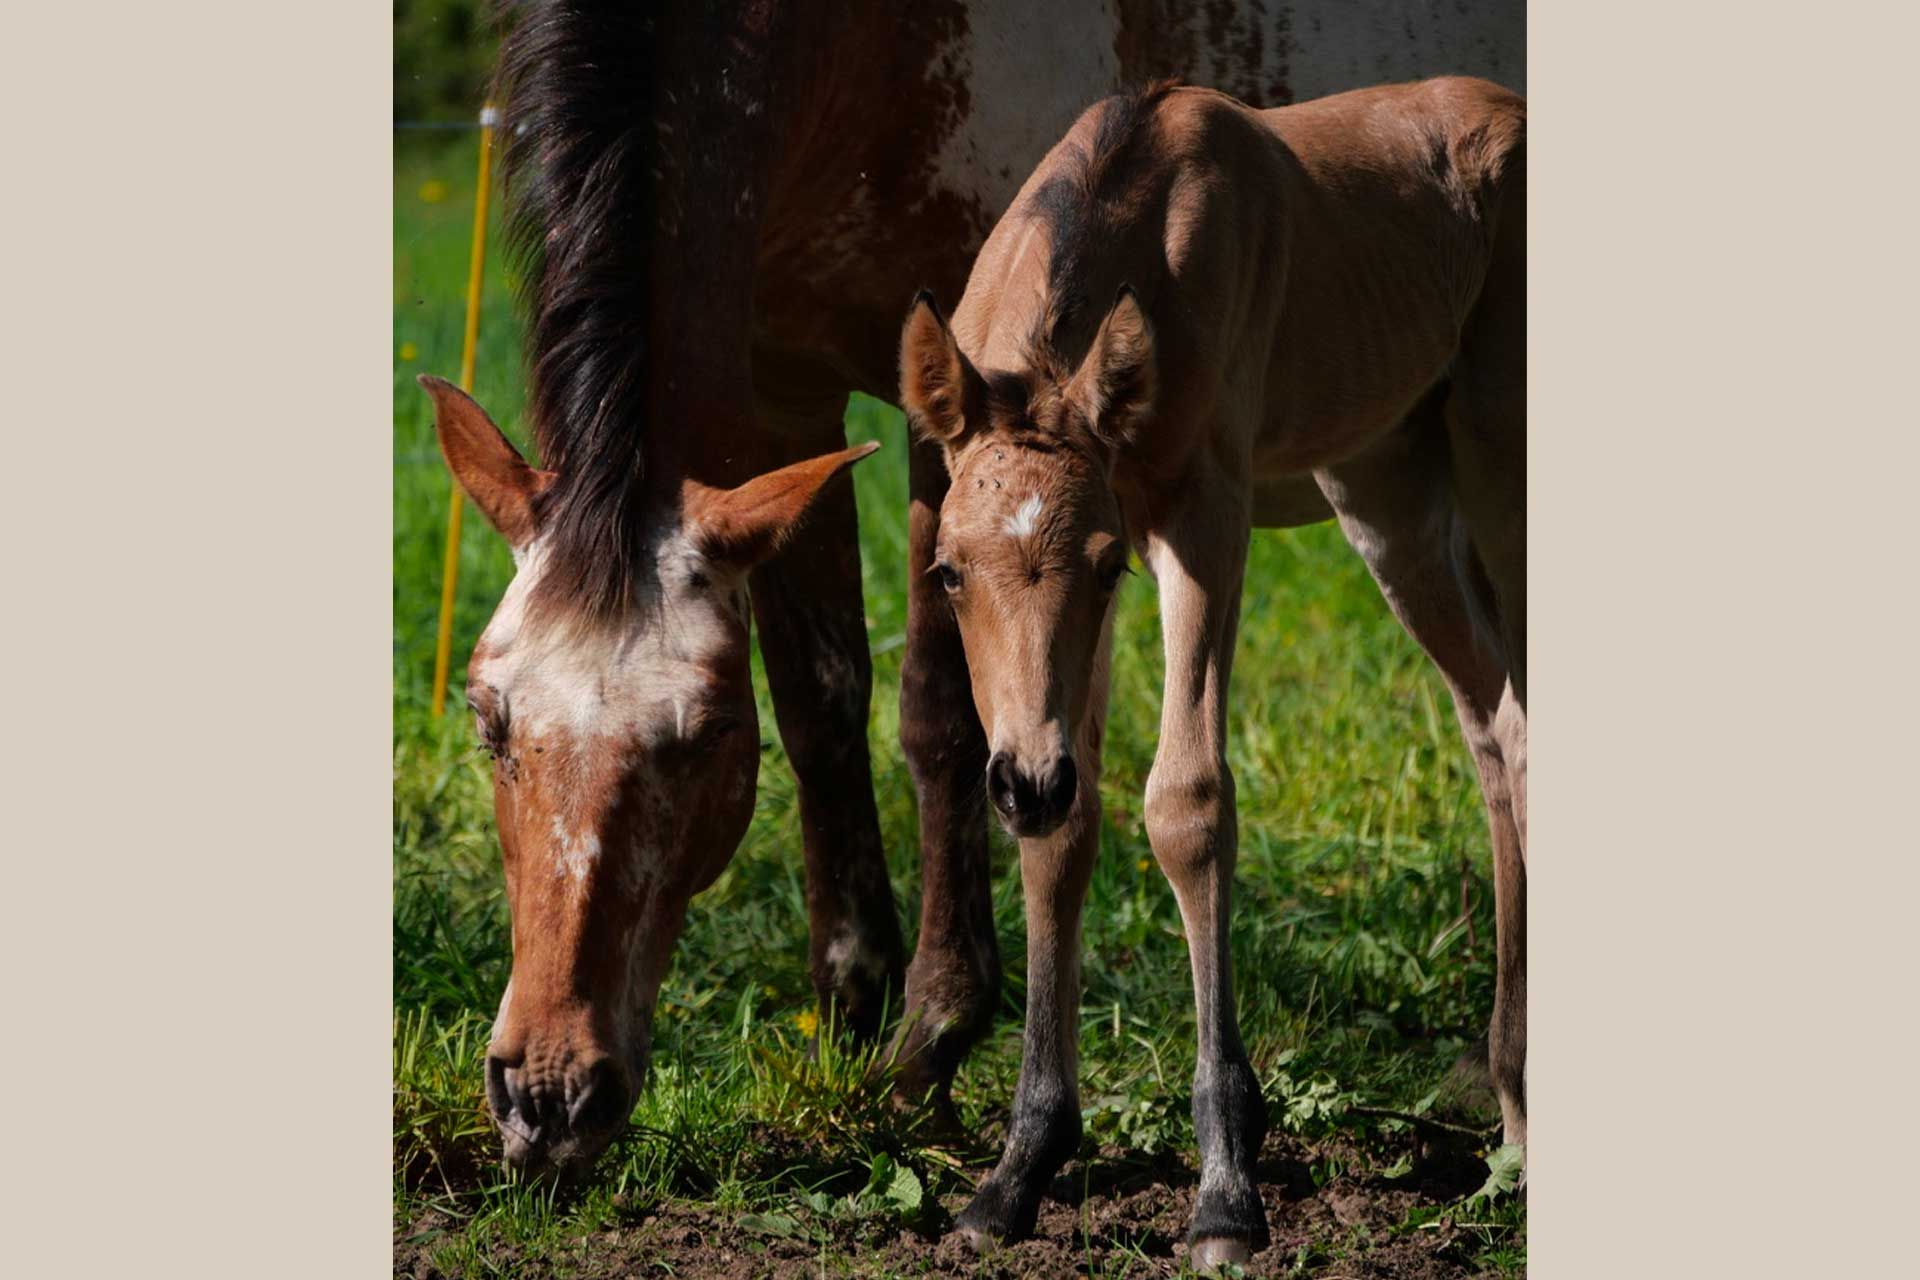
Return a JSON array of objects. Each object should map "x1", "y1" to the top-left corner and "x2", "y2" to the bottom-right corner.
[
  {"x1": 952, "y1": 1222, "x2": 998, "y2": 1254},
  {"x1": 1189, "y1": 1236, "x2": 1254, "y2": 1271},
  {"x1": 952, "y1": 1179, "x2": 1035, "y2": 1250}
]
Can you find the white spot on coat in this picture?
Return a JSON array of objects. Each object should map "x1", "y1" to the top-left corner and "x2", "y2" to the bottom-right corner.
[
  {"x1": 551, "y1": 817, "x2": 602, "y2": 885},
  {"x1": 1004, "y1": 493, "x2": 1043, "y2": 538}
]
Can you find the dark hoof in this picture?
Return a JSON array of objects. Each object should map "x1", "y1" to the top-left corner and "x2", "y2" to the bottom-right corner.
[
  {"x1": 1190, "y1": 1184, "x2": 1268, "y2": 1265},
  {"x1": 954, "y1": 1178, "x2": 1037, "y2": 1245},
  {"x1": 952, "y1": 1222, "x2": 996, "y2": 1254},
  {"x1": 1190, "y1": 1236, "x2": 1254, "y2": 1271}
]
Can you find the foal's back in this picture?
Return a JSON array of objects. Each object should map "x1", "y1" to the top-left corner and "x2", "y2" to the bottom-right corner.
[
  {"x1": 957, "y1": 77, "x2": 1525, "y2": 482},
  {"x1": 1250, "y1": 78, "x2": 1524, "y2": 468}
]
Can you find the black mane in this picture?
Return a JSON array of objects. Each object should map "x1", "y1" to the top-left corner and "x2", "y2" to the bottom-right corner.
[
  {"x1": 1024, "y1": 80, "x2": 1179, "y2": 369},
  {"x1": 492, "y1": 2, "x2": 658, "y2": 623}
]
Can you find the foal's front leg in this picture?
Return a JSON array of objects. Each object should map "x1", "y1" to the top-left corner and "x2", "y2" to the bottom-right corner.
[
  {"x1": 1145, "y1": 501, "x2": 1269, "y2": 1269},
  {"x1": 954, "y1": 642, "x2": 1109, "y2": 1246}
]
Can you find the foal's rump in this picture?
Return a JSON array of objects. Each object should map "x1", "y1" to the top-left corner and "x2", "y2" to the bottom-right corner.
[{"x1": 1242, "y1": 77, "x2": 1525, "y2": 474}]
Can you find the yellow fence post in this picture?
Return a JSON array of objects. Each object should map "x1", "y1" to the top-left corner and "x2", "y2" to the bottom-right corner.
[{"x1": 430, "y1": 103, "x2": 498, "y2": 718}]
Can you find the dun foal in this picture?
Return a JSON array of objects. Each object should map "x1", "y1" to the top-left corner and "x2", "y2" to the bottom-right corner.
[{"x1": 899, "y1": 78, "x2": 1526, "y2": 1265}]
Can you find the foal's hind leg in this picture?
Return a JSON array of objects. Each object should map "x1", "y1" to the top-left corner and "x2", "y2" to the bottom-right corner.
[
  {"x1": 1446, "y1": 150, "x2": 1527, "y2": 707},
  {"x1": 1145, "y1": 486, "x2": 1268, "y2": 1269},
  {"x1": 954, "y1": 628, "x2": 1111, "y2": 1246},
  {"x1": 1318, "y1": 407, "x2": 1528, "y2": 1148},
  {"x1": 1445, "y1": 181, "x2": 1530, "y2": 1133}
]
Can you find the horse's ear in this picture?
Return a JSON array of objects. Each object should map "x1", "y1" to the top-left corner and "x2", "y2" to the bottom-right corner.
[
  {"x1": 686, "y1": 443, "x2": 881, "y2": 570},
  {"x1": 418, "y1": 375, "x2": 554, "y2": 549},
  {"x1": 899, "y1": 290, "x2": 983, "y2": 446},
  {"x1": 1068, "y1": 285, "x2": 1156, "y2": 447}
]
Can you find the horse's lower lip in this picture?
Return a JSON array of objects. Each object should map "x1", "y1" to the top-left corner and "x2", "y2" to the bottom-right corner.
[{"x1": 498, "y1": 1114, "x2": 541, "y2": 1145}]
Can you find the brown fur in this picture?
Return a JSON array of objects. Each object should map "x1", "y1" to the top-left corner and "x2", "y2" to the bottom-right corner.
[
  {"x1": 901, "y1": 76, "x2": 1527, "y2": 1260},
  {"x1": 446, "y1": 0, "x2": 1523, "y2": 1189},
  {"x1": 429, "y1": 377, "x2": 878, "y2": 1179}
]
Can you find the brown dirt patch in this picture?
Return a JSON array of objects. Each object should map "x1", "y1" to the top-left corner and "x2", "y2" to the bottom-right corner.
[{"x1": 394, "y1": 1129, "x2": 1519, "y2": 1278}]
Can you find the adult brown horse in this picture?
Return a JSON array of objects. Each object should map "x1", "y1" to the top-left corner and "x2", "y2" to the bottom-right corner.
[
  {"x1": 900, "y1": 76, "x2": 1525, "y2": 1263},
  {"x1": 422, "y1": 1, "x2": 1524, "y2": 1183}
]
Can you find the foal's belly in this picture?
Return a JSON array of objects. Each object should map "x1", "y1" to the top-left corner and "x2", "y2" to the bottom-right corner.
[
  {"x1": 1246, "y1": 289, "x2": 1463, "y2": 475},
  {"x1": 1248, "y1": 374, "x2": 1447, "y2": 476},
  {"x1": 1251, "y1": 474, "x2": 1336, "y2": 528}
]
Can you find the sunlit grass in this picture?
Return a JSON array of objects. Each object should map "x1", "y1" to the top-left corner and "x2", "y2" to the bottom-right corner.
[{"x1": 392, "y1": 134, "x2": 1522, "y2": 1276}]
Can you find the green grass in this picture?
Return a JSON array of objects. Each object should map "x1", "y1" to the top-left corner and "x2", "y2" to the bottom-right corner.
[{"x1": 393, "y1": 134, "x2": 1523, "y2": 1276}]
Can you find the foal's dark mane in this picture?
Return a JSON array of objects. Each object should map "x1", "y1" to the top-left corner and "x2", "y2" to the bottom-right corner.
[
  {"x1": 1024, "y1": 79, "x2": 1180, "y2": 370},
  {"x1": 492, "y1": 2, "x2": 658, "y2": 624}
]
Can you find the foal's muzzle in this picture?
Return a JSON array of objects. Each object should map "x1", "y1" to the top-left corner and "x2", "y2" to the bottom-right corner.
[
  {"x1": 987, "y1": 749, "x2": 1077, "y2": 838},
  {"x1": 485, "y1": 1053, "x2": 633, "y2": 1181}
]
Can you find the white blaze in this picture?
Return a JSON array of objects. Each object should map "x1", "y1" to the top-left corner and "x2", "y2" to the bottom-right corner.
[
  {"x1": 551, "y1": 816, "x2": 602, "y2": 886},
  {"x1": 1003, "y1": 493, "x2": 1044, "y2": 538}
]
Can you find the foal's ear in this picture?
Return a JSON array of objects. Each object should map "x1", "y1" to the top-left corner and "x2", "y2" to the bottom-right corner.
[
  {"x1": 418, "y1": 375, "x2": 555, "y2": 549},
  {"x1": 1068, "y1": 285, "x2": 1156, "y2": 447},
  {"x1": 685, "y1": 443, "x2": 881, "y2": 571},
  {"x1": 899, "y1": 290, "x2": 984, "y2": 446}
]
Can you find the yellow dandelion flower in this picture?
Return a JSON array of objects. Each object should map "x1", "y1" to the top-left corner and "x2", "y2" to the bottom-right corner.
[
  {"x1": 1136, "y1": 858, "x2": 1151, "y2": 873},
  {"x1": 398, "y1": 341, "x2": 418, "y2": 362},
  {"x1": 795, "y1": 1009, "x2": 820, "y2": 1038},
  {"x1": 418, "y1": 179, "x2": 449, "y2": 204}
]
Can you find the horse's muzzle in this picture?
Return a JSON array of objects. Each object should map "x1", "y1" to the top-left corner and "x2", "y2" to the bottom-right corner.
[
  {"x1": 486, "y1": 1053, "x2": 633, "y2": 1181},
  {"x1": 987, "y1": 750, "x2": 1078, "y2": 839}
]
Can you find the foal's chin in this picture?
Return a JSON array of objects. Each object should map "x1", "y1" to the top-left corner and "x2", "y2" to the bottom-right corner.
[{"x1": 994, "y1": 808, "x2": 1070, "y2": 841}]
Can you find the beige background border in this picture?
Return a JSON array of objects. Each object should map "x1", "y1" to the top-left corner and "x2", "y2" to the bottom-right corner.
[{"x1": 6, "y1": 2, "x2": 1915, "y2": 1275}]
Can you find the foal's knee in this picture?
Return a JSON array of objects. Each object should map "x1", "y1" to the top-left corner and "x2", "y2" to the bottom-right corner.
[{"x1": 1144, "y1": 760, "x2": 1235, "y2": 880}]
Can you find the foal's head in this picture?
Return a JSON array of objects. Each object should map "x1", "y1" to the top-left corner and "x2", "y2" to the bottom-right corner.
[
  {"x1": 899, "y1": 290, "x2": 1154, "y2": 839},
  {"x1": 421, "y1": 377, "x2": 873, "y2": 1180}
]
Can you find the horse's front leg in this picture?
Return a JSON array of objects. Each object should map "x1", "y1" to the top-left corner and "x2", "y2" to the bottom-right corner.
[
  {"x1": 893, "y1": 434, "x2": 1001, "y2": 1113},
  {"x1": 954, "y1": 634, "x2": 1110, "y2": 1246},
  {"x1": 1144, "y1": 494, "x2": 1269, "y2": 1270},
  {"x1": 748, "y1": 417, "x2": 905, "y2": 1042}
]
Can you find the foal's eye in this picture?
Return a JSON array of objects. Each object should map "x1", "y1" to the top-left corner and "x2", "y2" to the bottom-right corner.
[
  {"x1": 936, "y1": 562, "x2": 963, "y2": 592},
  {"x1": 1096, "y1": 557, "x2": 1128, "y2": 593}
]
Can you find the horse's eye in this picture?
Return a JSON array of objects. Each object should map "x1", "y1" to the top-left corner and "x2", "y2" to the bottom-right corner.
[
  {"x1": 1097, "y1": 557, "x2": 1127, "y2": 593},
  {"x1": 937, "y1": 562, "x2": 963, "y2": 592},
  {"x1": 467, "y1": 688, "x2": 504, "y2": 751},
  {"x1": 695, "y1": 717, "x2": 743, "y2": 755}
]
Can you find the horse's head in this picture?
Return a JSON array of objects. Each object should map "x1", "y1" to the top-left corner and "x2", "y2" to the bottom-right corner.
[
  {"x1": 421, "y1": 376, "x2": 874, "y2": 1180},
  {"x1": 898, "y1": 290, "x2": 1152, "y2": 839}
]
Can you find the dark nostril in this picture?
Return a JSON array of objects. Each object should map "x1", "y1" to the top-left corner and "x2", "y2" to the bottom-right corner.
[
  {"x1": 987, "y1": 752, "x2": 1019, "y2": 815},
  {"x1": 568, "y1": 1059, "x2": 631, "y2": 1136},
  {"x1": 487, "y1": 1054, "x2": 543, "y2": 1143},
  {"x1": 1047, "y1": 756, "x2": 1078, "y2": 816},
  {"x1": 485, "y1": 1054, "x2": 514, "y2": 1121}
]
